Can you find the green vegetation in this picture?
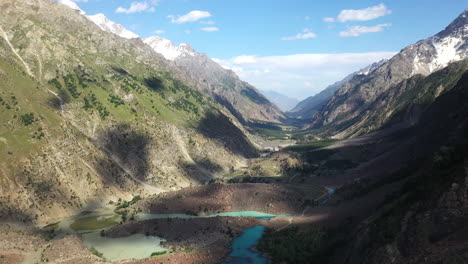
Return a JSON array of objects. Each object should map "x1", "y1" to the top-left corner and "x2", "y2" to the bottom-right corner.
[
  {"x1": 150, "y1": 251, "x2": 167, "y2": 256},
  {"x1": 285, "y1": 140, "x2": 335, "y2": 152},
  {"x1": 83, "y1": 93, "x2": 110, "y2": 119},
  {"x1": 108, "y1": 95, "x2": 125, "y2": 107},
  {"x1": 115, "y1": 195, "x2": 142, "y2": 210},
  {"x1": 90, "y1": 247, "x2": 104, "y2": 258},
  {"x1": 70, "y1": 215, "x2": 119, "y2": 231},
  {"x1": 257, "y1": 227, "x2": 330, "y2": 264},
  {"x1": 240, "y1": 87, "x2": 269, "y2": 104},
  {"x1": 19, "y1": 113, "x2": 36, "y2": 126},
  {"x1": 252, "y1": 127, "x2": 286, "y2": 140}
]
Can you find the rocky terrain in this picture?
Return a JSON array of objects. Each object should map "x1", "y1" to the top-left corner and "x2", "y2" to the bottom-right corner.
[
  {"x1": 0, "y1": 0, "x2": 260, "y2": 226},
  {"x1": 309, "y1": 10, "x2": 468, "y2": 138},
  {"x1": 288, "y1": 60, "x2": 387, "y2": 119}
]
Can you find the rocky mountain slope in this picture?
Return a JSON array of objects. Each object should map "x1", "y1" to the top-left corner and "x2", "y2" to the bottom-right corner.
[
  {"x1": 0, "y1": 0, "x2": 257, "y2": 224},
  {"x1": 333, "y1": 69, "x2": 468, "y2": 264},
  {"x1": 309, "y1": 10, "x2": 468, "y2": 138},
  {"x1": 143, "y1": 36, "x2": 286, "y2": 124},
  {"x1": 288, "y1": 60, "x2": 387, "y2": 119},
  {"x1": 59, "y1": 0, "x2": 285, "y2": 125}
]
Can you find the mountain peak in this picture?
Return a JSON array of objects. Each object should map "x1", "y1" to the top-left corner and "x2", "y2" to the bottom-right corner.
[
  {"x1": 143, "y1": 37, "x2": 197, "y2": 60},
  {"x1": 59, "y1": 0, "x2": 85, "y2": 15},
  {"x1": 356, "y1": 59, "x2": 388, "y2": 75},
  {"x1": 87, "y1": 13, "x2": 139, "y2": 40}
]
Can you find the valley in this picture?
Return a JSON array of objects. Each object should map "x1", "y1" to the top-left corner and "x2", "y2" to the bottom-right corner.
[{"x1": 0, "y1": 1, "x2": 467, "y2": 264}]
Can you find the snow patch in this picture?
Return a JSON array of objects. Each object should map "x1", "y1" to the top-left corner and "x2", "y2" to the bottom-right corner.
[
  {"x1": 87, "y1": 13, "x2": 139, "y2": 39},
  {"x1": 59, "y1": 0, "x2": 85, "y2": 15},
  {"x1": 432, "y1": 36, "x2": 463, "y2": 68},
  {"x1": 143, "y1": 36, "x2": 197, "y2": 60}
]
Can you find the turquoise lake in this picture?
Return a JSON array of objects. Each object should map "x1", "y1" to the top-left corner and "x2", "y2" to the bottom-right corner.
[{"x1": 222, "y1": 225, "x2": 268, "y2": 264}]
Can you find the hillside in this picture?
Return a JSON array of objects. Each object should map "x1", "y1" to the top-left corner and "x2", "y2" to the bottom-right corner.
[
  {"x1": 144, "y1": 36, "x2": 286, "y2": 124},
  {"x1": 0, "y1": 0, "x2": 257, "y2": 224},
  {"x1": 288, "y1": 60, "x2": 386, "y2": 119}
]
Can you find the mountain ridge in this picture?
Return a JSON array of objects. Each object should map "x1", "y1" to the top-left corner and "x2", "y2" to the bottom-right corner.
[
  {"x1": 58, "y1": 0, "x2": 286, "y2": 124},
  {"x1": 309, "y1": 9, "x2": 468, "y2": 137},
  {"x1": 288, "y1": 59, "x2": 387, "y2": 119}
]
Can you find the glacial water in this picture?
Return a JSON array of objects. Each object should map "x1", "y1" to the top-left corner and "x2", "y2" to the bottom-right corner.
[
  {"x1": 53, "y1": 210, "x2": 282, "y2": 261},
  {"x1": 221, "y1": 225, "x2": 268, "y2": 264},
  {"x1": 82, "y1": 232, "x2": 166, "y2": 261}
]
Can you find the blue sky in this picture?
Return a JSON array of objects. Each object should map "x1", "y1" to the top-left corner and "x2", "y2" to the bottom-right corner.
[{"x1": 70, "y1": 0, "x2": 468, "y2": 99}]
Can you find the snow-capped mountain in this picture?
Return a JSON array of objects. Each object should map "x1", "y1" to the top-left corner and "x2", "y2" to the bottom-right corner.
[
  {"x1": 59, "y1": 0, "x2": 85, "y2": 15},
  {"x1": 143, "y1": 36, "x2": 196, "y2": 61},
  {"x1": 87, "y1": 13, "x2": 139, "y2": 40},
  {"x1": 59, "y1": 1, "x2": 139, "y2": 39},
  {"x1": 143, "y1": 35, "x2": 285, "y2": 122},
  {"x1": 309, "y1": 9, "x2": 468, "y2": 137},
  {"x1": 402, "y1": 9, "x2": 467, "y2": 76},
  {"x1": 356, "y1": 59, "x2": 388, "y2": 75},
  {"x1": 58, "y1": 0, "x2": 284, "y2": 123}
]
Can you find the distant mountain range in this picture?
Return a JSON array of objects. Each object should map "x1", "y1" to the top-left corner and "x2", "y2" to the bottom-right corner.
[
  {"x1": 288, "y1": 60, "x2": 387, "y2": 119},
  {"x1": 259, "y1": 90, "x2": 299, "y2": 112}
]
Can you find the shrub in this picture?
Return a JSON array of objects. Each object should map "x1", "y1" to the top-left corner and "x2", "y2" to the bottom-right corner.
[
  {"x1": 151, "y1": 251, "x2": 167, "y2": 256},
  {"x1": 20, "y1": 113, "x2": 35, "y2": 126}
]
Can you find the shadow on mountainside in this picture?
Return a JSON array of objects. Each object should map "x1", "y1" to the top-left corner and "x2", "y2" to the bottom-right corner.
[
  {"x1": 95, "y1": 124, "x2": 151, "y2": 184},
  {"x1": 196, "y1": 111, "x2": 258, "y2": 158},
  {"x1": 47, "y1": 90, "x2": 71, "y2": 110},
  {"x1": 180, "y1": 157, "x2": 224, "y2": 184},
  {"x1": 213, "y1": 94, "x2": 247, "y2": 124}
]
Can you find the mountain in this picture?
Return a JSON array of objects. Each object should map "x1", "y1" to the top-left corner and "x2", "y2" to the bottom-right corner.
[
  {"x1": 61, "y1": 2, "x2": 286, "y2": 125},
  {"x1": 0, "y1": 0, "x2": 257, "y2": 223},
  {"x1": 310, "y1": 10, "x2": 468, "y2": 138},
  {"x1": 87, "y1": 14, "x2": 139, "y2": 40},
  {"x1": 143, "y1": 36, "x2": 286, "y2": 124},
  {"x1": 59, "y1": 0, "x2": 85, "y2": 15},
  {"x1": 144, "y1": 36, "x2": 196, "y2": 61},
  {"x1": 59, "y1": 0, "x2": 139, "y2": 39},
  {"x1": 260, "y1": 90, "x2": 299, "y2": 112},
  {"x1": 288, "y1": 60, "x2": 387, "y2": 119}
]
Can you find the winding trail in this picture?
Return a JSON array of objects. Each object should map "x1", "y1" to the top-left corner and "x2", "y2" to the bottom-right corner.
[
  {"x1": 277, "y1": 217, "x2": 293, "y2": 231},
  {"x1": 0, "y1": 26, "x2": 34, "y2": 77}
]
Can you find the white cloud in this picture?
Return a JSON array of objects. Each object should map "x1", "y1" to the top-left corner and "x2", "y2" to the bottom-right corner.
[
  {"x1": 337, "y1": 3, "x2": 391, "y2": 22},
  {"x1": 213, "y1": 52, "x2": 396, "y2": 99},
  {"x1": 323, "y1": 17, "x2": 335, "y2": 22},
  {"x1": 201, "y1": 27, "x2": 219, "y2": 32},
  {"x1": 304, "y1": 82, "x2": 316, "y2": 89},
  {"x1": 281, "y1": 28, "x2": 317, "y2": 40},
  {"x1": 154, "y1": 29, "x2": 165, "y2": 34},
  {"x1": 201, "y1": 20, "x2": 215, "y2": 25},
  {"x1": 339, "y1": 23, "x2": 391, "y2": 37},
  {"x1": 168, "y1": 10, "x2": 211, "y2": 24},
  {"x1": 116, "y1": 1, "x2": 157, "y2": 14},
  {"x1": 233, "y1": 55, "x2": 257, "y2": 64}
]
